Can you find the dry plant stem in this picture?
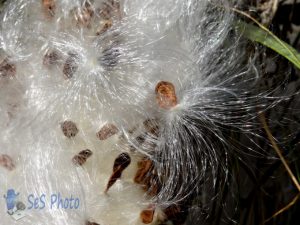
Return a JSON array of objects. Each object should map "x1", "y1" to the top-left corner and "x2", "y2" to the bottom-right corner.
[
  {"x1": 272, "y1": 0, "x2": 279, "y2": 15},
  {"x1": 230, "y1": 8, "x2": 300, "y2": 67},
  {"x1": 264, "y1": 193, "x2": 300, "y2": 223},
  {"x1": 259, "y1": 112, "x2": 300, "y2": 192}
]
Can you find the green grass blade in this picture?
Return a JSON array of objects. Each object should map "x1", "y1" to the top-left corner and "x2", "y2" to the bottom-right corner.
[{"x1": 237, "y1": 21, "x2": 300, "y2": 70}]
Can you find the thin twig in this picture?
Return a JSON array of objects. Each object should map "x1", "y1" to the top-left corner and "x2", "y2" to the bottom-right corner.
[
  {"x1": 264, "y1": 193, "x2": 300, "y2": 223},
  {"x1": 259, "y1": 112, "x2": 300, "y2": 192}
]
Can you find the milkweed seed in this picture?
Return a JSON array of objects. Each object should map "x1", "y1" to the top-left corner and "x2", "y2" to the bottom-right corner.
[
  {"x1": 155, "y1": 81, "x2": 177, "y2": 109},
  {"x1": 140, "y1": 206, "x2": 155, "y2": 224},
  {"x1": 61, "y1": 120, "x2": 79, "y2": 138},
  {"x1": 105, "y1": 152, "x2": 131, "y2": 193},
  {"x1": 0, "y1": 58, "x2": 16, "y2": 78},
  {"x1": 97, "y1": 123, "x2": 118, "y2": 140},
  {"x1": 0, "y1": 154, "x2": 16, "y2": 171},
  {"x1": 63, "y1": 52, "x2": 79, "y2": 79},
  {"x1": 72, "y1": 149, "x2": 93, "y2": 166},
  {"x1": 134, "y1": 158, "x2": 160, "y2": 196},
  {"x1": 73, "y1": 1, "x2": 94, "y2": 28},
  {"x1": 96, "y1": 19, "x2": 113, "y2": 36},
  {"x1": 43, "y1": 50, "x2": 61, "y2": 67}
]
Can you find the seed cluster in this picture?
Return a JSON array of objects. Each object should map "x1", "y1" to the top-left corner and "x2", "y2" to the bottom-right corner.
[{"x1": 12, "y1": 1, "x2": 179, "y2": 224}]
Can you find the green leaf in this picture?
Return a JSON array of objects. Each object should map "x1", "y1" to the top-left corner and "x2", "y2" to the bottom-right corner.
[{"x1": 237, "y1": 21, "x2": 300, "y2": 70}]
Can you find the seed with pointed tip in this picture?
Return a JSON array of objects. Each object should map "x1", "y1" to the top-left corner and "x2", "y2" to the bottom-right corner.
[{"x1": 105, "y1": 152, "x2": 131, "y2": 193}]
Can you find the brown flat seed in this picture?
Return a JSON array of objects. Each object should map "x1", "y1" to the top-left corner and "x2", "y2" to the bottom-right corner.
[
  {"x1": 140, "y1": 207, "x2": 155, "y2": 224},
  {"x1": 97, "y1": 123, "x2": 118, "y2": 140},
  {"x1": 43, "y1": 50, "x2": 61, "y2": 67},
  {"x1": 63, "y1": 52, "x2": 79, "y2": 79},
  {"x1": 72, "y1": 149, "x2": 93, "y2": 166},
  {"x1": 105, "y1": 152, "x2": 131, "y2": 193},
  {"x1": 155, "y1": 81, "x2": 177, "y2": 109},
  {"x1": 61, "y1": 120, "x2": 79, "y2": 138},
  {"x1": 134, "y1": 158, "x2": 153, "y2": 184},
  {"x1": 134, "y1": 158, "x2": 160, "y2": 196},
  {"x1": 0, "y1": 58, "x2": 16, "y2": 78},
  {"x1": 0, "y1": 154, "x2": 16, "y2": 171},
  {"x1": 42, "y1": 0, "x2": 56, "y2": 18}
]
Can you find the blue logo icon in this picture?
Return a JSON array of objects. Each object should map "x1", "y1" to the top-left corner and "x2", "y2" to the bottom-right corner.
[
  {"x1": 3, "y1": 189, "x2": 26, "y2": 220},
  {"x1": 4, "y1": 189, "x2": 19, "y2": 215}
]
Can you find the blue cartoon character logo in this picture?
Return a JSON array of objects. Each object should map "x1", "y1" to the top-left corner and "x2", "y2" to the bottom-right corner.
[
  {"x1": 3, "y1": 189, "x2": 26, "y2": 220},
  {"x1": 4, "y1": 189, "x2": 19, "y2": 215}
]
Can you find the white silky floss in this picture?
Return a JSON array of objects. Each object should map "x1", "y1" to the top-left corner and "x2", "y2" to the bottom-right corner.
[{"x1": 0, "y1": 0, "x2": 261, "y2": 225}]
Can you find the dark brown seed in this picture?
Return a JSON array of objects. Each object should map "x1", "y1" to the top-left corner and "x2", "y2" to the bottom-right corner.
[
  {"x1": 97, "y1": 123, "x2": 118, "y2": 140},
  {"x1": 0, "y1": 154, "x2": 16, "y2": 171},
  {"x1": 140, "y1": 206, "x2": 155, "y2": 224},
  {"x1": 134, "y1": 158, "x2": 153, "y2": 184},
  {"x1": 105, "y1": 152, "x2": 131, "y2": 193},
  {"x1": 0, "y1": 58, "x2": 16, "y2": 78},
  {"x1": 42, "y1": 0, "x2": 56, "y2": 18},
  {"x1": 79, "y1": 149, "x2": 93, "y2": 158},
  {"x1": 72, "y1": 149, "x2": 93, "y2": 166},
  {"x1": 61, "y1": 120, "x2": 79, "y2": 138},
  {"x1": 43, "y1": 50, "x2": 61, "y2": 67},
  {"x1": 63, "y1": 52, "x2": 79, "y2": 79},
  {"x1": 155, "y1": 81, "x2": 177, "y2": 109}
]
